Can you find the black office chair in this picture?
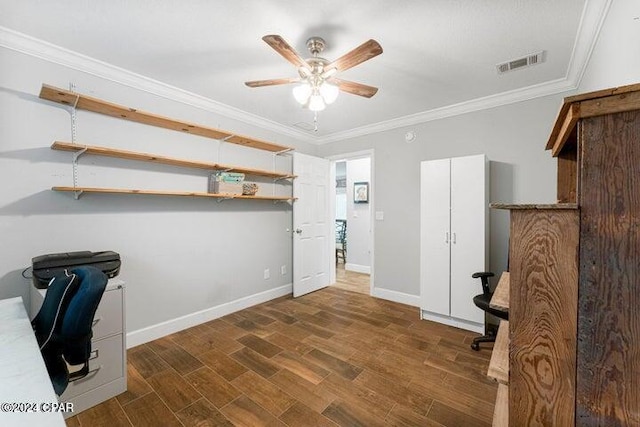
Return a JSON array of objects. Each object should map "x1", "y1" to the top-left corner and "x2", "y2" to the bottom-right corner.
[
  {"x1": 32, "y1": 266, "x2": 107, "y2": 395},
  {"x1": 336, "y1": 219, "x2": 347, "y2": 264},
  {"x1": 470, "y1": 271, "x2": 509, "y2": 351}
]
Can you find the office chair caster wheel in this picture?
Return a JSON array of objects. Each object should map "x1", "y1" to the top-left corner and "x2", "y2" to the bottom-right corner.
[{"x1": 471, "y1": 342, "x2": 480, "y2": 351}]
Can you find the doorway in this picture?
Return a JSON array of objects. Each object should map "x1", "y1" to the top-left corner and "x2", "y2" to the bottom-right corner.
[{"x1": 329, "y1": 151, "x2": 374, "y2": 295}]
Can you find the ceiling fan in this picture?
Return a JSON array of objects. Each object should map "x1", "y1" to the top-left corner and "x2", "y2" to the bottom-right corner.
[{"x1": 245, "y1": 35, "x2": 383, "y2": 112}]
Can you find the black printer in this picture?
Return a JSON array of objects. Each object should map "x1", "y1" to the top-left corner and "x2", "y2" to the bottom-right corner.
[{"x1": 32, "y1": 250, "x2": 121, "y2": 289}]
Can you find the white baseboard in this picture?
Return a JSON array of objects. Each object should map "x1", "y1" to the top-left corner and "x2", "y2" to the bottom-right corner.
[
  {"x1": 126, "y1": 283, "x2": 292, "y2": 348},
  {"x1": 420, "y1": 310, "x2": 484, "y2": 334},
  {"x1": 345, "y1": 263, "x2": 371, "y2": 274},
  {"x1": 371, "y1": 287, "x2": 420, "y2": 307}
]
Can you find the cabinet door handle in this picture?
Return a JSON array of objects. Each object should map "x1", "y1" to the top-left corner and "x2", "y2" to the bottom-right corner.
[
  {"x1": 453, "y1": 232, "x2": 457, "y2": 244},
  {"x1": 445, "y1": 232, "x2": 449, "y2": 244}
]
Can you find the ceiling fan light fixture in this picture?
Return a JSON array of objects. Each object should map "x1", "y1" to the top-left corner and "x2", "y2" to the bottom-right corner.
[
  {"x1": 319, "y1": 82, "x2": 339, "y2": 104},
  {"x1": 308, "y1": 93, "x2": 326, "y2": 111},
  {"x1": 293, "y1": 83, "x2": 312, "y2": 104}
]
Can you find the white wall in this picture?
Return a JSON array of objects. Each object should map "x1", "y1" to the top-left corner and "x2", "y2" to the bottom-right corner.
[
  {"x1": 578, "y1": 0, "x2": 640, "y2": 92},
  {"x1": 0, "y1": 47, "x2": 316, "y2": 345},
  {"x1": 345, "y1": 157, "x2": 371, "y2": 273},
  {"x1": 317, "y1": 94, "x2": 563, "y2": 300}
]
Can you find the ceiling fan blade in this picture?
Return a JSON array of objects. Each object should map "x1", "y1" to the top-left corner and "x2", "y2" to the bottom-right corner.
[
  {"x1": 330, "y1": 78, "x2": 378, "y2": 98},
  {"x1": 245, "y1": 77, "x2": 299, "y2": 88},
  {"x1": 262, "y1": 35, "x2": 311, "y2": 71},
  {"x1": 325, "y1": 39, "x2": 383, "y2": 73}
]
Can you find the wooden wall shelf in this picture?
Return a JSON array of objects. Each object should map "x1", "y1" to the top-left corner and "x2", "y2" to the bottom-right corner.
[
  {"x1": 52, "y1": 186, "x2": 295, "y2": 202},
  {"x1": 39, "y1": 84, "x2": 293, "y2": 153},
  {"x1": 51, "y1": 142, "x2": 296, "y2": 179}
]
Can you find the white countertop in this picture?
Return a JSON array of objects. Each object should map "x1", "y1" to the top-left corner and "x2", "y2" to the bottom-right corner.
[{"x1": 0, "y1": 297, "x2": 66, "y2": 426}]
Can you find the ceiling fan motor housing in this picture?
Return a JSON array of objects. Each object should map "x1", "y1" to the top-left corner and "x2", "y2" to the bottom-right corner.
[{"x1": 306, "y1": 37, "x2": 326, "y2": 56}]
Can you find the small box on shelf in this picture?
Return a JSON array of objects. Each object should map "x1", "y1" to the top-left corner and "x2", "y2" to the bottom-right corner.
[
  {"x1": 209, "y1": 172, "x2": 245, "y2": 194},
  {"x1": 210, "y1": 180, "x2": 243, "y2": 195}
]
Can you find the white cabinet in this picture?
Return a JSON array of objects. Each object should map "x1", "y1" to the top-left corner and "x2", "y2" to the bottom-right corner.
[
  {"x1": 420, "y1": 154, "x2": 488, "y2": 333},
  {"x1": 30, "y1": 279, "x2": 127, "y2": 417}
]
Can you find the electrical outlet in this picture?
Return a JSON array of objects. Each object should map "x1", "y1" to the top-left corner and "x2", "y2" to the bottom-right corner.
[
  {"x1": 281, "y1": 265, "x2": 287, "y2": 275},
  {"x1": 264, "y1": 268, "x2": 270, "y2": 280}
]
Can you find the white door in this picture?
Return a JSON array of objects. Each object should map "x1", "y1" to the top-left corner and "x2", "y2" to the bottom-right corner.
[
  {"x1": 420, "y1": 158, "x2": 451, "y2": 315},
  {"x1": 450, "y1": 155, "x2": 487, "y2": 323},
  {"x1": 293, "y1": 152, "x2": 331, "y2": 297}
]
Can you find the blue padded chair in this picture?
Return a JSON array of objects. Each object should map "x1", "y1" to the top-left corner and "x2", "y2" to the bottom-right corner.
[{"x1": 32, "y1": 265, "x2": 107, "y2": 395}]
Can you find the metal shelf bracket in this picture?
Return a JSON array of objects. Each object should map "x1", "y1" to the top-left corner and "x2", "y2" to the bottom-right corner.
[
  {"x1": 275, "y1": 148, "x2": 294, "y2": 156},
  {"x1": 73, "y1": 146, "x2": 88, "y2": 163}
]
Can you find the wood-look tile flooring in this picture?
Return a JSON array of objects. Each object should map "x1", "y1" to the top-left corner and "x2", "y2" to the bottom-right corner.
[
  {"x1": 333, "y1": 264, "x2": 370, "y2": 295},
  {"x1": 67, "y1": 287, "x2": 497, "y2": 427}
]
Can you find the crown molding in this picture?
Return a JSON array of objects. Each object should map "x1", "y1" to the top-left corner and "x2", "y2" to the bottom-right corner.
[
  {"x1": 565, "y1": 0, "x2": 612, "y2": 85},
  {"x1": 0, "y1": 0, "x2": 610, "y2": 147},
  {"x1": 0, "y1": 26, "x2": 318, "y2": 145},
  {"x1": 317, "y1": 78, "x2": 577, "y2": 144}
]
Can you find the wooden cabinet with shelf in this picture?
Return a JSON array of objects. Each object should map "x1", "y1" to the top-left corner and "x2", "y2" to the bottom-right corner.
[{"x1": 489, "y1": 83, "x2": 640, "y2": 426}]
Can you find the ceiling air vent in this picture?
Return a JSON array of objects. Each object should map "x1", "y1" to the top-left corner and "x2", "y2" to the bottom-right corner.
[
  {"x1": 496, "y1": 51, "x2": 545, "y2": 74},
  {"x1": 293, "y1": 122, "x2": 315, "y2": 131}
]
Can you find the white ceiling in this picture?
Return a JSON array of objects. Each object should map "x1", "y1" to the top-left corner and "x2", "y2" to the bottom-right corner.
[{"x1": 0, "y1": 1, "x2": 606, "y2": 142}]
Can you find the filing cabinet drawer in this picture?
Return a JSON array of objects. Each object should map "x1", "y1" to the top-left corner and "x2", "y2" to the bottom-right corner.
[
  {"x1": 61, "y1": 334, "x2": 124, "y2": 400},
  {"x1": 91, "y1": 287, "x2": 123, "y2": 340}
]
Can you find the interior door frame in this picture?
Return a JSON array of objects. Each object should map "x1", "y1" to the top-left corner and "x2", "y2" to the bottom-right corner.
[{"x1": 326, "y1": 149, "x2": 375, "y2": 293}]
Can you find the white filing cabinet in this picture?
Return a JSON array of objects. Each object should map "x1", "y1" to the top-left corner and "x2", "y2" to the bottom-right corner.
[
  {"x1": 420, "y1": 154, "x2": 489, "y2": 333},
  {"x1": 30, "y1": 279, "x2": 127, "y2": 417}
]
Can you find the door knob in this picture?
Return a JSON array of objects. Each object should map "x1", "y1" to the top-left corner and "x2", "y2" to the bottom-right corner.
[{"x1": 294, "y1": 228, "x2": 303, "y2": 234}]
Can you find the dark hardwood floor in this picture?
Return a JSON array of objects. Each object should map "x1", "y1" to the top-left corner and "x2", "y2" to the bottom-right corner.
[
  {"x1": 333, "y1": 264, "x2": 370, "y2": 295},
  {"x1": 67, "y1": 285, "x2": 497, "y2": 427}
]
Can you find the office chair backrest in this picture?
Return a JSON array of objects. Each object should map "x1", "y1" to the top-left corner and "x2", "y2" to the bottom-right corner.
[
  {"x1": 471, "y1": 271, "x2": 494, "y2": 295},
  {"x1": 32, "y1": 265, "x2": 107, "y2": 395},
  {"x1": 61, "y1": 266, "x2": 107, "y2": 365},
  {"x1": 32, "y1": 270, "x2": 80, "y2": 352}
]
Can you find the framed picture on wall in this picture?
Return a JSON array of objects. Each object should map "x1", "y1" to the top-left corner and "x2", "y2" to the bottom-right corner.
[{"x1": 354, "y1": 182, "x2": 369, "y2": 203}]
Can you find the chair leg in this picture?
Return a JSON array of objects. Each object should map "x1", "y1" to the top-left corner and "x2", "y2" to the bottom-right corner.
[{"x1": 471, "y1": 332, "x2": 497, "y2": 351}]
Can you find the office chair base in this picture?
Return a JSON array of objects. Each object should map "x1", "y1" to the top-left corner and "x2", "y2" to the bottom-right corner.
[{"x1": 471, "y1": 331, "x2": 498, "y2": 351}]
